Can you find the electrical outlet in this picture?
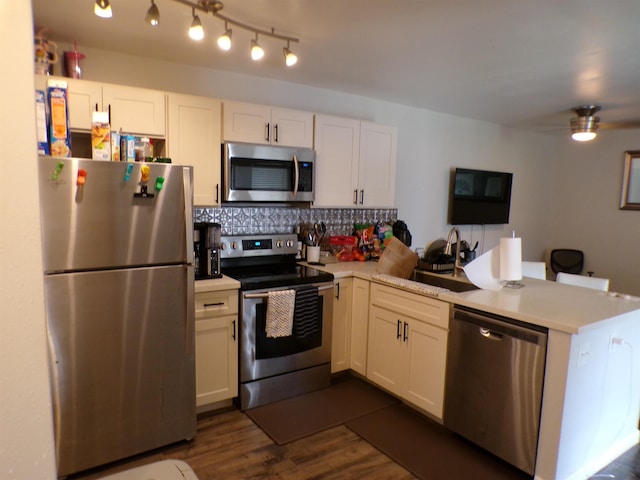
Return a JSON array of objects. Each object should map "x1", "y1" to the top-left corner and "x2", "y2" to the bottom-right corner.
[
  {"x1": 609, "y1": 334, "x2": 623, "y2": 353},
  {"x1": 577, "y1": 342, "x2": 590, "y2": 368}
]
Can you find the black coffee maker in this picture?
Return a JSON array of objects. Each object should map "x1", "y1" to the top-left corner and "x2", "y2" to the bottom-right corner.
[{"x1": 194, "y1": 222, "x2": 222, "y2": 279}]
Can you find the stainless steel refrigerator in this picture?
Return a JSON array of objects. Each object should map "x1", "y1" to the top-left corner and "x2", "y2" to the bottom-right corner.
[{"x1": 37, "y1": 156, "x2": 196, "y2": 477}]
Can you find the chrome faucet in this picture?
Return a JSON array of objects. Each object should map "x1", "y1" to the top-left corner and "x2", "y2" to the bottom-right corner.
[{"x1": 444, "y1": 227, "x2": 463, "y2": 277}]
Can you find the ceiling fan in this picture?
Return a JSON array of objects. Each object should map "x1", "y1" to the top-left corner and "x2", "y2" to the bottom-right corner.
[{"x1": 570, "y1": 105, "x2": 640, "y2": 141}]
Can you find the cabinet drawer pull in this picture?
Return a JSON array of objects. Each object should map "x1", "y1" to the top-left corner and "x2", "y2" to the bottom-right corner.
[
  {"x1": 397, "y1": 320, "x2": 402, "y2": 339},
  {"x1": 204, "y1": 301, "x2": 225, "y2": 308}
]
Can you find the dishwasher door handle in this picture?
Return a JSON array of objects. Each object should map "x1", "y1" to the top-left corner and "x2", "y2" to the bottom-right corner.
[{"x1": 479, "y1": 327, "x2": 503, "y2": 340}]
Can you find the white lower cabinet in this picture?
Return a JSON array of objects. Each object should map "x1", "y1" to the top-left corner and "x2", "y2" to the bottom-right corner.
[
  {"x1": 331, "y1": 278, "x2": 353, "y2": 373},
  {"x1": 350, "y1": 278, "x2": 370, "y2": 375},
  {"x1": 366, "y1": 284, "x2": 449, "y2": 419},
  {"x1": 195, "y1": 289, "x2": 238, "y2": 410}
]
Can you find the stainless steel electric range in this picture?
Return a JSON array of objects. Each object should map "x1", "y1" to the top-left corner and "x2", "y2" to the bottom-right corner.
[{"x1": 220, "y1": 233, "x2": 334, "y2": 410}]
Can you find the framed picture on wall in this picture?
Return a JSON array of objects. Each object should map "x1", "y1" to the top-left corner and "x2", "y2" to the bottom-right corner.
[{"x1": 620, "y1": 151, "x2": 640, "y2": 210}]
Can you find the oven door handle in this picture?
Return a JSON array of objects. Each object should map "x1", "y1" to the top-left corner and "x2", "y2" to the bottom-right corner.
[{"x1": 244, "y1": 284, "x2": 333, "y2": 299}]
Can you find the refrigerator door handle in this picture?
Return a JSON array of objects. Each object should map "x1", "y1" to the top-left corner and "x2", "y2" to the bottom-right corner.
[
  {"x1": 185, "y1": 266, "x2": 195, "y2": 354},
  {"x1": 183, "y1": 167, "x2": 194, "y2": 265}
]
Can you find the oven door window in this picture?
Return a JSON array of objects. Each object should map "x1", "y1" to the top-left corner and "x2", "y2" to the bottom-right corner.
[
  {"x1": 230, "y1": 158, "x2": 294, "y2": 191},
  {"x1": 254, "y1": 294, "x2": 323, "y2": 359}
]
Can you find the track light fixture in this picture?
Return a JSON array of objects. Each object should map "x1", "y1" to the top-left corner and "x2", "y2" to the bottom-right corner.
[
  {"x1": 251, "y1": 35, "x2": 264, "y2": 61},
  {"x1": 283, "y1": 41, "x2": 297, "y2": 67},
  {"x1": 217, "y1": 22, "x2": 232, "y2": 50},
  {"x1": 94, "y1": 0, "x2": 112, "y2": 18},
  {"x1": 189, "y1": 8, "x2": 205, "y2": 40},
  {"x1": 570, "y1": 105, "x2": 600, "y2": 142},
  {"x1": 145, "y1": 0, "x2": 160, "y2": 26},
  {"x1": 94, "y1": 0, "x2": 299, "y2": 67}
]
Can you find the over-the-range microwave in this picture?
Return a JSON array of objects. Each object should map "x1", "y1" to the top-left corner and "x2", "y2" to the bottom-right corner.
[{"x1": 222, "y1": 142, "x2": 315, "y2": 203}]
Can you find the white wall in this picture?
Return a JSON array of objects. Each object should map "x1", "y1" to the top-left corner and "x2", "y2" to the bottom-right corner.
[
  {"x1": 0, "y1": 2, "x2": 57, "y2": 479},
  {"x1": 49, "y1": 43, "x2": 559, "y2": 263},
  {"x1": 549, "y1": 131, "x2": 640, "y2": 295}
]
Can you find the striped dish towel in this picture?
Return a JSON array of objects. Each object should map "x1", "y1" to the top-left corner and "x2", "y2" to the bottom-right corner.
[{"x1": 266, "y1": 289, "x2": 296, "y2": 338}]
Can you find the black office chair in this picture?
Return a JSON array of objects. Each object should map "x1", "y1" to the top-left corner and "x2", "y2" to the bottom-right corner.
[{"x1": 550, "y1": 249, "x2": 585, "y2": 275}]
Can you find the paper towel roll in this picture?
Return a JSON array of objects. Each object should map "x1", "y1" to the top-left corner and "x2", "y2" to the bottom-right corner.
[{"x1": 500, "y1": 237, "x2": 522, "y2": 281}]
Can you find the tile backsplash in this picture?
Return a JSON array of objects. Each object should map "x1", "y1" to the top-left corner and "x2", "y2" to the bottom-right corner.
[{"x1": 195, "y1": 206, "x2": 398, "y2": 236}]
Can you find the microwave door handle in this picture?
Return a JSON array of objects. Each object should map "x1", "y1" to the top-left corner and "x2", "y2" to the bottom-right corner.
[{"x1": 292, "y1": 153, "x2": 300, "y2": 198}]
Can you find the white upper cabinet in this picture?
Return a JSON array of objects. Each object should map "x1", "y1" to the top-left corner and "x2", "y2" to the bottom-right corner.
[
  {"x1": 314, "y1": 114, "x2": 397, "y2": 208},
  {"x1": 167, "y1": 93, "x2": 222, "y2": 206},
  {"x1": 222, "y1": 101, "x2": 313, "y2": 148},
  {"x1": 358, "y1": 121, "x2": 397, "y2": 208},
  {"x1": 101, "y1": 84, "x2": 166, "y2": 137},
  {"x1": 37, "y1": 76, "x2": 166, "y2": 137},
  {"x1": 313, "y1": 114, "x2": 361, "y2": 207}
]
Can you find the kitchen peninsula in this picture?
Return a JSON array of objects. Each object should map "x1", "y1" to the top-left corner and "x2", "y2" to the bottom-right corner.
[{"x1": 314, "y1": 261, "x2": 640, "y2": 480}]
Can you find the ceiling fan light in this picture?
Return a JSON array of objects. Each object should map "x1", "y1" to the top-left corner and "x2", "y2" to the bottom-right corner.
[
  {"x1": 145, "y1": 0, "x2": 160, "y2": 26},
  {"x1": 189, "y1": 10, "x2": 204, "y2": 41},
  {"x1": 283, "y1": 47, "x2": 297, "y2": 67},
  {"x1": 571, "y1": 131, "x2": 597, "y2": 142},
  {"x1": 251, "y1": 38, "x2": 264, "y2": 61},
  {"x1": 217, "y1": 29, "x2": 232, "y2": 51},
  {"x1": 94, "y1": 0, "x2": 112, "y2": 18},
  {"x1": 570, "y1": 115, "x2": 599, "y2": 142}
]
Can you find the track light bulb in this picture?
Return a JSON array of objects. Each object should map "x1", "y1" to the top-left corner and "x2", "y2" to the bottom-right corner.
[
  {"x1": 189, "y1": 9, "x2": 204, "y2": 40},
  {"x1": 251, "y1": 38, "x2": 264, "y2": 61},
  {"x1": 283, "y1": 46, "x2": 297, "y2": 67},
  {"x1": 218, "y1": 28, "x2": 232, "y2": 51},
  {"x1": 145, "y1": 0, "x2": 160, "y2": 26},
  {"x1": 94, "y1": 0, "x2": 112, "y2": 18}
]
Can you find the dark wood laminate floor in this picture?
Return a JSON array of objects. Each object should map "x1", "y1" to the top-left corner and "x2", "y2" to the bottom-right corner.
[{"x1": 68, "y1": 405, "x2": 639, "y2": 480}]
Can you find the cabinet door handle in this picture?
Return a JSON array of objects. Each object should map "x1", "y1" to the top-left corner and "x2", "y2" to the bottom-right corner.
[
  {"x1": 265, "y1": 122, "x2": 270, "y2": 142},
  {"x1": 403, "y1": 321, "x2": 408, "y2": 342},
  {"x1": 353, "y1": 189, "x2": 358, "y2": 205},
  {"x1": 359, "y1": 189, "x2": 365, "y2": 205},
  {"x1": 274, "y1": 123, "x2": 279, "y2": 143},
  {"x1": 335, "y1": 282, "x2": 340, "y2": 300},
  {"x1": 232, "y1": 319, "x2": 236, "y2": 341},
  {"x1": 95, "y1": 102, "x2": 99, "y2": 112},
  {"x1": 397, "y1": 320, "x2": 402, "y2": 339},
  {"x1": 107, "y1": 104, "x2": 111, "y2": 125},
  {"x1": 215, "y1": 183, "x2": 219, "y2": 204}
]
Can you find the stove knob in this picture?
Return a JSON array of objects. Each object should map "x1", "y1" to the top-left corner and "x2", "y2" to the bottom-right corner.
[
  {"x1": 286, "y1": 239, "x2": 294, "y2": 248},
  {"x1": 230, "y1": 241, "x2": 238, "y2": 250},
  {"x1": 276, "y1": 240, "x2": 283, "y2": 248}
]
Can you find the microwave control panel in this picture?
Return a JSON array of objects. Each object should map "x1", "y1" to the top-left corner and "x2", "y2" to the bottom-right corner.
[{"x1": 298, "y1": 162, "x2": 313, "y2": 192}]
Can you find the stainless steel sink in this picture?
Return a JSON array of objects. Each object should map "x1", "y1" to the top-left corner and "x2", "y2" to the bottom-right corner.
[{"x1": 412, "y1": 269, "x2": 479, "y2": 292}]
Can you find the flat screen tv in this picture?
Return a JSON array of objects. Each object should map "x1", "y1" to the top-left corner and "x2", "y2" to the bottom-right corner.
[{"x1": 449, "y1": 168, "x2": 513, "y2": 225}]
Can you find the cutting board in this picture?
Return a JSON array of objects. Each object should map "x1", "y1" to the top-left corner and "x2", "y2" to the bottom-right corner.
[{"x1": 375, "y1": 237, "x2": 419, "y2": 279}]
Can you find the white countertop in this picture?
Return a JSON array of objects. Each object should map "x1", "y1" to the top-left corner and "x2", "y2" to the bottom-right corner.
[{"x1": 302, "y1": 261, "x2": 640, "y2": 334}]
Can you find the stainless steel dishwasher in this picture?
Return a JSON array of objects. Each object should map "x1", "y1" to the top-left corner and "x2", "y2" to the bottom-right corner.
[{"x1": 444, "y1": 306, "x2": 547, "y2": 475}]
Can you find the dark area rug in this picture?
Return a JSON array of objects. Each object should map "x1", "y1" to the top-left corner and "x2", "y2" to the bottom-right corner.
[
  {"x1": 346, "y1": 403, "x2": 532, "y2": 480},
  {"x1": 245, "y1": 376, "x2": 399, "y2": 445}
]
